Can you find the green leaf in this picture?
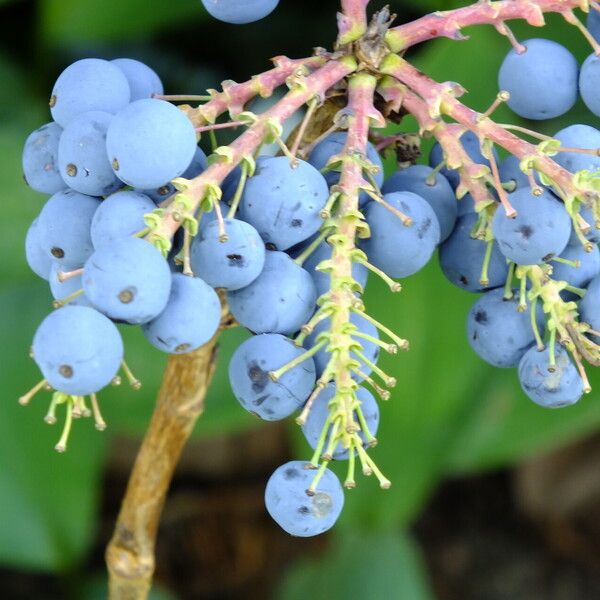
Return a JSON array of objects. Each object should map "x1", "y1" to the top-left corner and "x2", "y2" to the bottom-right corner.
[
  {"x1": 0, "y1": 58, "x2": 48, "y2": 291},
  {"x1": 0, "y1": 285, "x2": 108, "y2": 571},
  {"x1": 277, "y1": 530, "x2": 435, "y2": 600},
  {"x1": 40, "y1": 0, "x2": 204, "y2": 43},
  {"x1": 0, "y1": 52, "x2": 109, "y2": 571},
  {"x1": 445, "y1": 369, "x2": 600, "y2": 474}
]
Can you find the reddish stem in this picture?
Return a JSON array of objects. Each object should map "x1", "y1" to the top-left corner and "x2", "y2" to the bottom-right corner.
[
  {"x1": 382, "y1": 55, "x2": 580, "y2": 200},
  {"x1": 151, "y1": 58, "x2": 357, "y2": 243},
  {"x1": 398, "y1": 85, "x2": 492, "y2": 210},
  {"x1": 189, "y1": 55, "x2": 326, "y2": 125},
  {"x1": 386, "y1": 0, "x2": 587, "y2": 52},
  {"x1": 337, "y1": 0, "x2": 370, "y2": 45}
]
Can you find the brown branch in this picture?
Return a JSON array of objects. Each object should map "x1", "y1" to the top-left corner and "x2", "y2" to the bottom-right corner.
[{"x1": 105, "y1": 325, "x2": 222, "y2": 599}]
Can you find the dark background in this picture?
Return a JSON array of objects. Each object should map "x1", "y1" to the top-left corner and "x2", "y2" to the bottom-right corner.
[{"x1": 2, "y1": 0, "x2": 600, "y2": 598}]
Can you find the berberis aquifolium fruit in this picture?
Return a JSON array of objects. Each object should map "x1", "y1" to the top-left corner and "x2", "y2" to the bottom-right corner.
[{"x1": 19, "y1": 0, "x2": 600, "y2": 541}]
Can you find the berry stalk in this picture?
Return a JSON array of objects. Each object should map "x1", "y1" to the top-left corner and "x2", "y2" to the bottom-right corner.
[{"x1": 319, "y1": 72, "x2": 391, "y2": 482}]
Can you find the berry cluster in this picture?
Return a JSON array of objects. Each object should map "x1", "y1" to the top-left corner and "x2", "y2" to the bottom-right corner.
[
  {"x1": 20, "y1": 1, "x2": 600, "y2": 540},
  {"x1": 22, "y1": 57, "x2": 220, "y2": 446}
]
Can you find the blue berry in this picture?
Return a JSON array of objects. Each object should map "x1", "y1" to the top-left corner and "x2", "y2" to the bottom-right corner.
[
  {"x1": 467, "y1": 288, "x2": 544, "y2": 368},
  {"x1": 308, "y1": 132, "x2": 383, "y2": 205},
  {"x1": 498, "y1": 39, "x2": 578, "y2": 120},
  {"x1": 90, "y1": 190, "x2": 156, "y2": 248},
  {"x1": 439, "y1": 213, "x2": 509, "y2": 293},
  {"x1": 111, "y1": 58, "x2": 163, "y2": 101},
  {"x1": 301, "y1": 385, "x2": 379, "y2": 459},
  {"x1": 588, "y1": 9, "x2": 600, "y2": 43},
  {"x1": 48, "y1": 263, "x2": 91, "y2": 308},
  {"x1": 58, "y1": 111, "x2": 123, "y2": 197},
  {"x1": 580, "y1": 54, "x2": 600, "y2": 117},
  {"x1": 201, "y1": 0, "x2": 279, "y2": 24},
  {"x1": 492, "y1": 188, "x2": 571, "y2": 265},
  {"x1": 518, "y1": 345, "x2": 584, "y2": 408},
  {"x1": 238, "y1": 156, "x2": 329, "y2": 251},
  {"x1": 32, "y1": 305, "x2": 123, "y2": 395},
  {"x1": 22, "y1": 122, "x2": 65, "y2": 194},
  {"x1": 265, "y1": 460, "x2": 344, "y2": 537},
  {"x1": 106, "y1": 98, "x2": 197, "y2": 189},
  {"x1": 304, "y1": 312, "x2": 379, "y2": 380},
  {"x1": 552, "y1": 243, "x2": 600, "y2": 289},
  {"x1": 456, "y1": 193, "x2": 477, "y2": 217},
  {"x1": 361, "y1": 191, "x2": 440, "y2": 278},
  {"x1": 37, "y1": 189, "x2": 101, "y2": 268},
  {"x1": 553, "y1": 124, "x2": 600, "y2": 174},
  {"x1": 190, "y1": 218, "x2": 265, "y2": 291},
  {"x1": 83, "y1": 237, "x2": 172, "y2": 324},
  {"x1": 382, "y1": 165, "x2": 457, "y2": 242},
  {"x1": 227, "y1": 251, "x2": 316, "y2": 335},
  {"x1": 220, "y1": 164, "x2": 243, "y2": 203},
  {"x1": 229, "y1": 333, "x2": 316, "y2": 420},
  {"x1": 499, "y1": 155, "x2": 531, "y2": 192},
  {"x1": 198, "y1": 200, "x2": 229, "y2": 233},
  {"x1": 25, "y1": 218, "x2": 52, "y2": 280},
  {"x1": 302, "y1": 240, "x2": 368, "y2": 298},
  {"x1": 50, "y1": 58, "x2": 130, "y2": 127},
  {"x1": 138, "y1": 147, "x2": 208, "y2": 203},
  {"x1": 429, "y1": 130, "x2": 498, "y2": 190},
  {"x1": 142, "y1": 273, "x2": 220, "y2": 353},
  {"x1": 578, "y1": 273, "x2": 600, "y2": 335}
]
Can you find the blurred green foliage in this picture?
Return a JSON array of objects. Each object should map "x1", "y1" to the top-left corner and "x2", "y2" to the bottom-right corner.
[{"x1": 1, "y1": 0, "x2": 600, "y2": 597}]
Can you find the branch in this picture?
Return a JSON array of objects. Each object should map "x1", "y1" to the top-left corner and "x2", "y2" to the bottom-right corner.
[
  {"x1": 386, "y1": 0, "x2": 588, "y2": 52},
  {"x1": 337, "y1": 0, "x2": 370, "y2": 45},
  {"x1": 313, "y1": 73, "x2": 393, "y2": 487},
  {"x1": 381, "y1": 54, "x2": 586, "y2": 204},
  {"x1": 105, "y1": 317, "x2": 224, "y2": 599},
  {"x1": 150, "y1": 57, "x2": 357, "y2": 244},
  {"x1": 383, "y1": 78, "x2": 492, "y2": 210},
  {"x1": 189, "y1": 55, "x2": 326, "y2": 125}
]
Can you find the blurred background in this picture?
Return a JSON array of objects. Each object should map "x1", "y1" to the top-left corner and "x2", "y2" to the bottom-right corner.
[{"x1": 2, "y1": 0, "x2": 600, "y2": 598}]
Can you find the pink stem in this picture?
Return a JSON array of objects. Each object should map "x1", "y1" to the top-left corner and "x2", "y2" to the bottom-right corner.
[
  {"x1": 398, "y1": 85, "x2": 492, "y2": 210},
  {"x1": 383, "y1": 56, "x2": 580, "y2": 200},
  {"x1": 337, "y1": 0, "x2": 370, "y2": 45},
  {"x1": 386, "y1": 0, "x2": 586, "y2": 52},
  {"x1": 189, "y1": 55, "x2": 326, "y2": 125},
  {"x1": 151, "y1": 58, "x2": 356, "y2": 243}
]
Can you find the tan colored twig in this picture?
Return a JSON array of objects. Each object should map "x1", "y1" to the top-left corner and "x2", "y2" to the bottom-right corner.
[{"x1": 105, "y1": 325, "x2": 222, "y2": 599}]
